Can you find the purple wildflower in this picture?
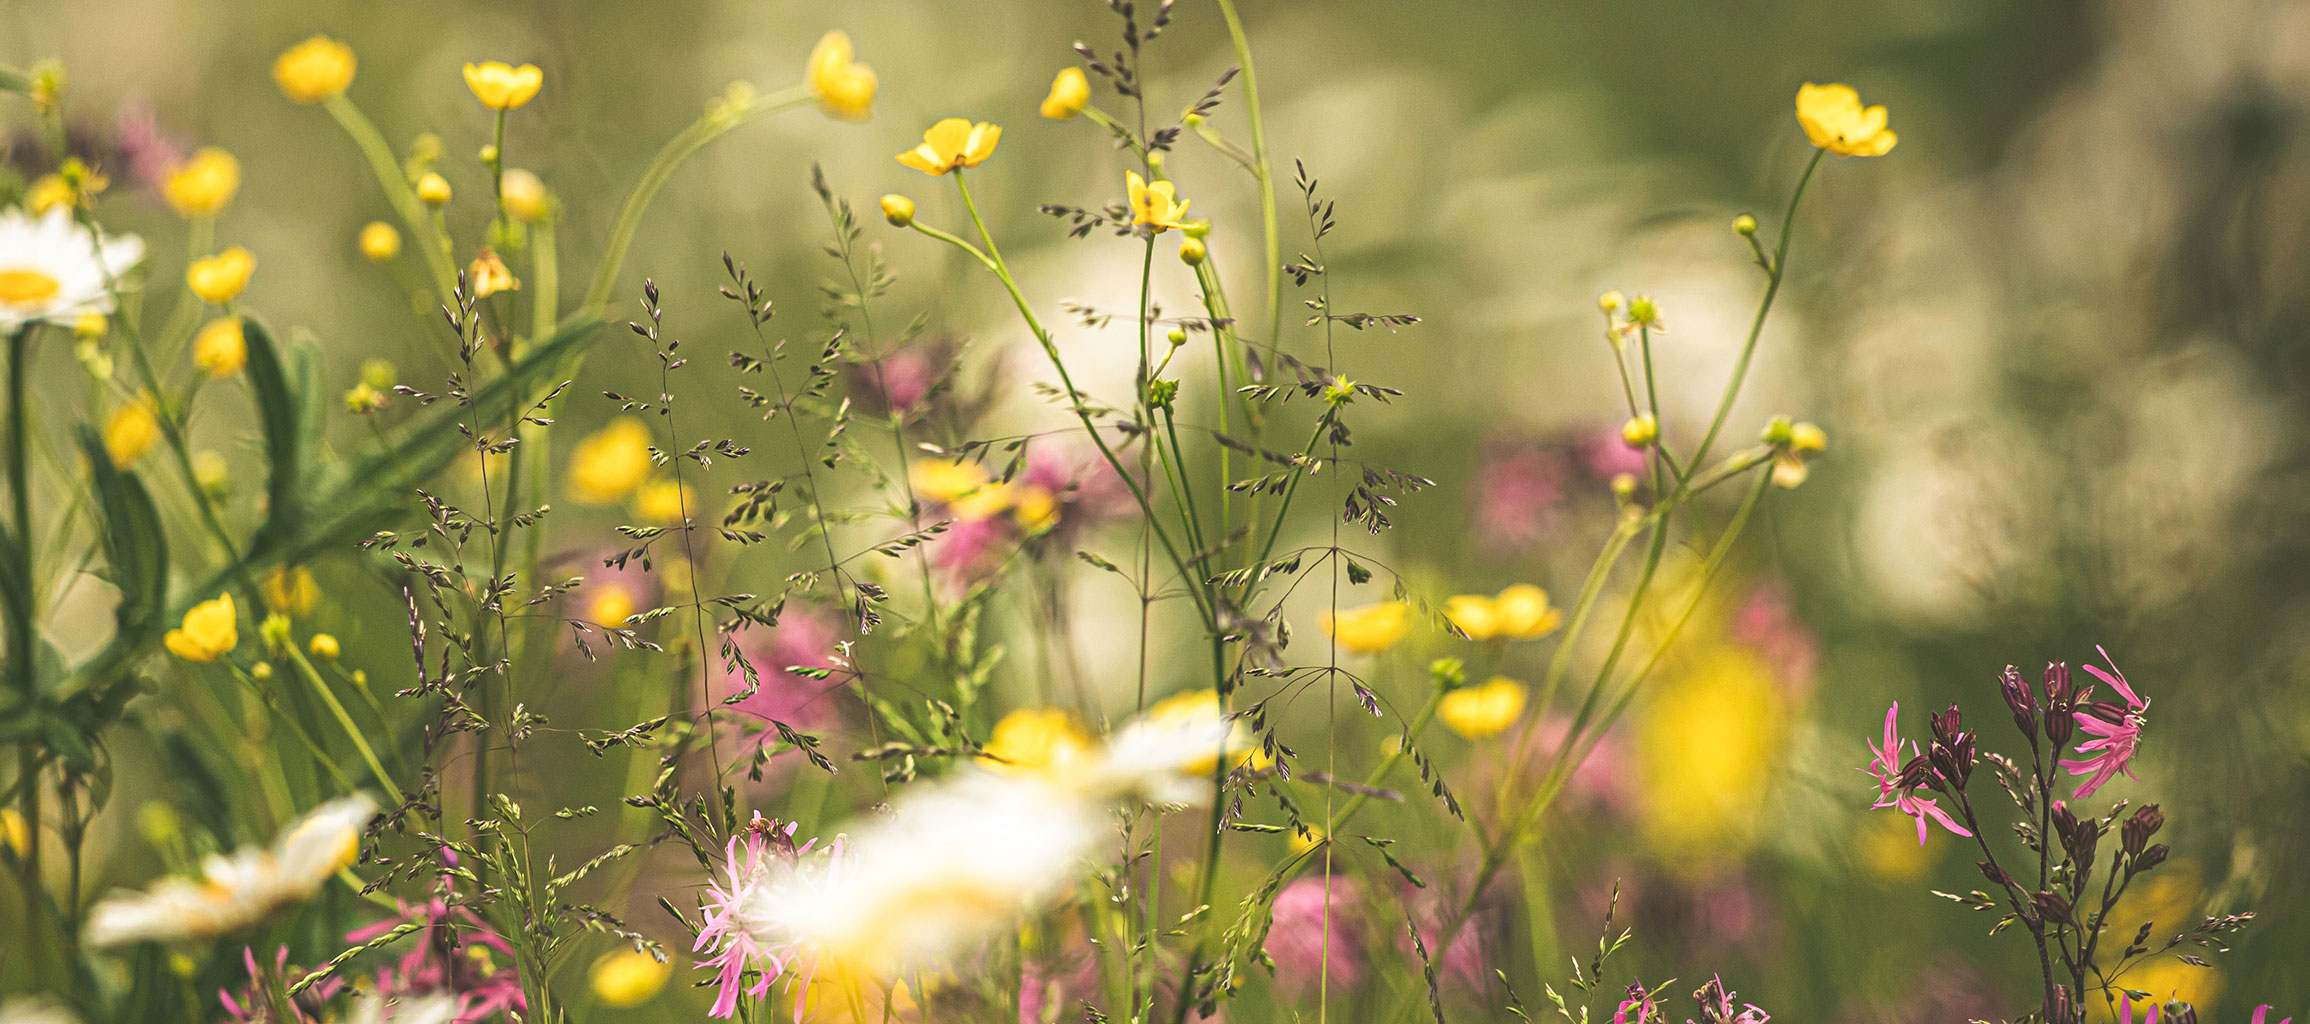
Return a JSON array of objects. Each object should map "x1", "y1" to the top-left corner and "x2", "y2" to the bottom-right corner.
[
  {"x1": 2060, "y1": 646, "x2": 2147, "y2": 800},
  {"x1": 1864, "y1": 703, "x2": 1972, "y2": 845}
]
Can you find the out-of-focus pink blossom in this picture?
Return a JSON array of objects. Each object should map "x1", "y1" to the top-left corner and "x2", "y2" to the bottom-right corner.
[
  {"x1": 1731, "y1": 582, "x2": 1818, "y2": 699},
  {"x1": 1581, "y1": 425, "x2": 1650, "y2": 480},
  {"x1": 720, "y1": 607, "x2": 845, "y2": 733},
  {"x1": 1265, "y1": 876, "x2": 1365, "y2": 992},
  {"x1": 1470, "y1": 438, "x2": 1569, "y2": 553},
  {"x1": 114, "y1": 98, "x2": 186, "y2": 191},
  {"x1": 221, "y1": 946, "x2": 345, "y2": 1022},
  {"x1": 2061, "y1": 646, "x2": 2147, "y2": 800},
  {"x1": 340, "y1": 891, "x2": 524, "y2": 1022},
  {"x1": 1863, "y1": 703, "x2": 1971, "y2": 845}
]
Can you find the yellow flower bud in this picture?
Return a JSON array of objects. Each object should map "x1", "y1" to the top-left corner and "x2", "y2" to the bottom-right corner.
[
  {"x1": 1789, "y1": 421, "x2": 1827, "y2": 454},
  {"x1": 1597, "y1": 290, "x2": 1624, "y2": 313},
  {"x1": 250, "y1": 662, "x2": 273, "y2": 680},
  {"x1": 500, "y1": 168, "x2": 548, "y2": 223},
  {"x1": 1178, "y1": 236, "x2": 1206, "y2": 265},
  {"x1": 345, "y1": 382, "x2": 386, "y2": 415},
  {"x1": 807, "y1": 31, "x2": 877, "y2": 122},
  {"x1": 164, "y1": 147, "x2": 241, "y2": 217},
  {"x1": 1732, "y1": 213, "x2": 1758, "y2": 236},
  {"x1": 416, "y1": 173, "x2": 452, "y2": 207},
  {"x1": 463, "y1": 61, "x2": 544, "y2": 111},
  {"x1": 73, "y1": 313, "x2": 107, "y2": 339},
  {"x1": 192, "y1": 449, "x2": 230, "y2": 494},
  {"x1": 192, "y1": 318, "x2": 247, "y2": 378},
  {"x1": 478, "y1": 143, "x2": 499, "y2": 165},
  {"x1": 187, "y1": 246, "x2": 255, "y2": 305},
  {"x1": 879, "y1": 194, "x2": 915, "y2": 227},
  {"x1": 1621, "y1": 413, "x2": 1658, "y2": 448},
  {"x1": 1166, "y1": 327, "x2": 1188, "y2": 347},
  {"x1": 308, "y1": 633, "x2": 341, "y2": 659},
  {"x1": 358, "y1": 221, "x2": 401, "y2": 262},
  {"x1": 1041, "y1": 67, "x2": 1089, "y2": 120},
  {"x1": 103, "y1": 395, "x2": 159, "y2": 468},
  {"x1": 590, "y1": 948, "x2": 673, "y2": 1008},
  {"x1": 273, "y1": 36, "x2": 356, "y2": 105}
]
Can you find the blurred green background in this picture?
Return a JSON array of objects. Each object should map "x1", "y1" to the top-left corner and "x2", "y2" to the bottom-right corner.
[{"x1": 8, "y1": 0, "x2": 2306, "y2": 1018}]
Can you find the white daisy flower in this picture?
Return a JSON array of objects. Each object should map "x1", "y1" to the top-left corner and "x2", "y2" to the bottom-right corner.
[
  {"x1": 0, "y1": 206, "x2": 143, "y2": 331},
  {"x1": 85, "y1": 793, "x2": 377, "y2": 947}
]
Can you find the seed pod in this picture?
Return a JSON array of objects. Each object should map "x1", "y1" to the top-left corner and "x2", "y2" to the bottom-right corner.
[
  {"x1": 2123, "y1": 804, "x2": 2165, "y2": 857},
  {"x1": 2000, "y1": 665, "x2": 2039, "y2": 739}
]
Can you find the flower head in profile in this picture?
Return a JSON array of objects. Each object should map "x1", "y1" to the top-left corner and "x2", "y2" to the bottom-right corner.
[
  {"x1": 85, "y1": 793, "x2": 375, "y2": 946},
  {"x1": 1042, "y1": 67, "x2": 1089, "y2": 120},
  {"x1": 1691, "y1": 976, "x2": 1771, "y2": 1024},
  {"x1": 0, "y1": 207, "x2": 143, "y2": 330},
  {"x1": 1439, "y1": 676, "x2": 1528, "y2": 739},
  {"x1": 567, "y1": 417, "x2": 654, "y2": 504},
  {"x1": 187, "y1": 246, "x2": 255, "y2": 305},
  {"x1": 1795, "y1": 82, "x2": 1896, "y2": 157},
  {"x1": 1444, "y1": 584, "x2": 1562, "y2": 642},
  {"x1": 463, "y1": 61, "x2": 543, "y2": 110},
  {"x1": 1863, "y1": 702, "x2": 1970, "y2": 846},
  {"x1": 164, "y1": 147, "x2": 240, "y2": 217},
  {"x1": 897, "y1": 118, "x2": 1001, "y2": 175},
  {"x1": 591, "y1": 947, "x2": 672, "y2": 1008},
  {"x1": 466, "y1": 247, "x2": 518, "y2": 298},
  {"x1": 273, "y1": 36, "x2": 356, "y2": 104},
  {"x1": 979, "y1": 707, "x2": 1095, "y2": 777},
  {"x1": 102, "y1": 393, "x2": 160, "y2": 468},
  {"x1": 1126, "y1": 171, "x2": 1189, "y2": 233},
  {"x1": 165, "y1": 594, "x2": 238, "y2": 662},
  {"x1": 1321, "y1": 601, "x2": 1411, "y2": 655},
  {"x1": 192, "y1": 317, "x2": 246, "y2": 378},
  {"x1": 263, "y1": 565, "x2": 319, "y2": 616},
  {"x1": 806, "y1": 31, "x2": 877, "y2": 121},
  {"x1": 2061, "y1": 645, "x2": 2148, "y2": 799}
]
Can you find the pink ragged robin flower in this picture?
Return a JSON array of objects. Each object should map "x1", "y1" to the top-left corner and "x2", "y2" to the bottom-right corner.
[
  {"x1": 1864, "y1": 702, "x2": 1972, "y2": 845},
  {"x1": 695, "y1": 814, "x2": 842, "y2": 1021},
  {"x1": 2060, "y1": 645, "x2": 2147, "y2": 800}
]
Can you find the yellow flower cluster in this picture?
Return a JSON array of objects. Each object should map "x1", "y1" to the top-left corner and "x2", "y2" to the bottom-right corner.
[
  {"x1": 909, "y1": 459, "x2": 1057, "y2": 532},
  {"x1": 1443, "y1": 584, "x2": 1561, "y2": 642}
]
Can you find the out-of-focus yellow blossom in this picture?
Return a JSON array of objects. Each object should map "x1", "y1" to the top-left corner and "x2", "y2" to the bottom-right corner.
[
  {"x1": 1321, "y1": 601, "x2": 1411, "y2": 654},
  {"x1": 590, "y1": 947, "x2": 673, "y2": 1008},
  {"x1": 500, "y1": 169, "x2": 548, "y2": 223},
  {"x1": 187, "y1": 247, "x2": 255, "y2": 304},
  {"x1": 191, "y1": 318, "x2": 246, "y2": 378},
  {"x1": 1635, "y1": 646, "x2": 1784, "y2": 865},
  {"x1": 1, "y1": 807, "x2": 26, "y2": 857},
  {"x1": 1856, "y1": 810, "x2": 1933, "y2": 884},
  {"x1": 1732, "y1": 213, "x2": 1758, "y2": 237},
  {"x1": 29, "y1": 61, "x2": 63, "y2": 116},
  {"x1": 1620, "y1": 413, "x2": 1658, "y2": 449},
  {"x1": 164, "y1": 148, "x2": 241, "y2": 217},
  {"x1": 2098, "y1": 958, "x2": 2220, "y2": 1022},
  {"x1": 192, "y1": 450, "x2": 230, "y2": 495},
  {"x1": 632, "y1": 478, "x2": 695, "y2": 524},
  {"x1": 879, "y1": 194, "x2": 914, "y2": 227},
  {"x1": 588, "y1": 584, "x2": 638, "y2": 628},
  {"x1": 357, "y1": 221, "x2": 400, "y2": 262},
  {"x1": 103, "y1": 395, "x2": 159, "y2": 468},
  {"x1": 909, "y1": 459, "x2": 1012, "y2": 521},
  {"x1": 1443, "y1": 584, "x2": 1562, "y2": 642},
  {"x1": 463, "y1": 61, "x2": 543, "y2": 110},
  {"x1": 73, "y1": 312, "x2": 106, "y2": 338},
  {"x1": 26, "y1": 175, "x2": 74, "y2": 215},
  {"x1": 1288, "y1": 825, "x2": 1326, "y2": 856},
  {"x1": 1041, "y1": 67, "x2": 1089, "y2": 120},
  {"x1": 1147, "y1": 689, "x2": 1270, "y2": 773},
  {"x1": 264, "y1": 565, "x2": 319, "y2": 616},
  {"x1": 806, "y1": 31, "x2": 877, "y2": 121},
  {"x1": 1011, "y1": 484, "x2": 1058, "y2": 533},
  {"x1": 416, "y1": 173, "x2": 452, "y2": 207},
  {"x1": 1126, "y1": 171, "x2": 1189, "y2": 233},
  {"x1": 467, "y1": 247, "x2": 517, "y2": 298},
  {"x1": 568, "y1": 417, "x2": 654, "y2": 505},
  {"x1": 308, "y1": 634, "x2": 340, "y2": 660},
  {"x1": 164, "y1": 594, "x2": 238, "y2": 662},
  {"x1": 979, "y1": 708, "x2": 1093, "y2": 776},
  {"x1": 896, "y1": 118, "x2": 1001, "y2": 175},
  {"x1": 1438, "y1": 676, "x2": 1528, "y2": 739},
  {"x1": 1795, "y1": 82, "x2": 1897, "y2": 157},
  {"x1": 1767, "y1": 419, "x2": 1827, "y2": 488},
  {"x1": 345, "y1": 382, "x2": 387, "y2": 414},
  {"x1": 273, "y1": 36, "x2": 356, "y2": 104},
  {"x1": 1598, "y1": 290, "x2": 1624, "y2": 313}
]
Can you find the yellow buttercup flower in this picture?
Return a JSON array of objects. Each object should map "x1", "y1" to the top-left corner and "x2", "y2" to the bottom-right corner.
[
  {"x1": 879, "y1": 194, "x2": 915, "y2": 227},
  {"x1": 1443, "y1": 584, "x2": 1562, "y2": 642},
  {"x1": 632, "y1": 478, "x2": 695, "y2": 524},
  {"x1": 591, "y1": 947, "x2": 673, "y2": 1008},
  {"x1": 1011, "y1": 484, "x2": 1059, "y2": 534},
  {"x1": 264, "y1": 565, "x2": 320, "y2": 616},
  {"x1": 897, "y1": 118, "x2": 1001, "y2": 176},
  {"x1": 308, "y1": 634, "x2": 341, "y2": 660},
  {"x1": 187, "y1": 246, "x2": 255, "y2": 305},
  {"x1": 1438, "y1": 676, "x2": 1528, "y2": 739},
  {"x1": 466, "y1": 247, "x2": 518, "y2": 298},
  {"x1": 273, "y1": 36, "x2": 356, "y2": 104},
  {"x1": 164, "y1": 594, "x2": 238, "y2": 662},
  {"x1": 500, "y1": 168, "x2": 549, "y2": 223},
  {"x1": 1636, "y1": 646, "x2": 1785, "y2": 862},
  {"x1": 1126, "y1": 171, "x2": 1189, "y2": 233},
  {"x1": 1321, "y1": 601, "x2": 1411, "y2": 655},
  {"x1": 165, "y1": 148, "x2": 241, "y2": 217},
  {"x1": 25, "y1": 175, "x2": 72, "y2": 215},
  {"x1": 191, "y1": 318, "x2": 246, "y2": 378},
  {"x1": 358, "y1": 221, "x2": 401, "y2": 262},
  {"x1": 103, "y1": 395, "x2": 159, "y2": 468},
  {"x1": 588, "y1": 584, "x2": 638, "y2": 628},
  {"x1": 806, "y1": 31, "x2": 877, "y2": 122},
  {"x1": 415, "y1": 173, "x2": 452, "y2": 207},
  {"x1": 569, "y1": 417, "x2": 654, "y2": 505},
  {"x1": 463, "y1": 61, "x2": 543, "y2": 110},
  {"x1": 1795, "y1": 83, "x2": 1897, "y2": 157},
  {"x1": 979, "y1": 708, "x2": 1094, "y2": 776},
  {"x1": 909, "y1": 459, "x2": 1013, "y2": 521},
  {"x1": 1041, "y1": 67, "x2": 1089, "y2": 120}
]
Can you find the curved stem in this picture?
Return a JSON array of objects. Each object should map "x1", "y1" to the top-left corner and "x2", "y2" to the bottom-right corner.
[
  {"x1": 323, "y1": 94, "x2": 459, "y2": 303},
  {"x1": 1213, "y1": 0, "x2": 1281, "y2": 348},
  {"x1": 1686, "y1": 148, "x2": 1822, "y2": 470}
]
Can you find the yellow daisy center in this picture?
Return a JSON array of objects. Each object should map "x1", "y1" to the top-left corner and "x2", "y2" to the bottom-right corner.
[{"x1": 0, "y1": 267, "x2": 61, "y2": 307}]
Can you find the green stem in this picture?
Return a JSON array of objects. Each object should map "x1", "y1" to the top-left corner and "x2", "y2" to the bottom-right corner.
[
  {"x1": 283, "y1": 643, "x2": 405, "y2": 805},
  {"x1": 323, "y1": 93, "x2": 459, "y2": 303},
  {"x1": 1213, "y1": 0, "x2": 1281, "y2": 348},
  {"x1": 1686, "y1": 148, "x2": 1822, "y2": 470}
]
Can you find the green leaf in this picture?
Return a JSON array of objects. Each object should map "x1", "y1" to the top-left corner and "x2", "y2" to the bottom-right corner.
[
  {"x1": 78, "y1": 429, "x2": 169, "y2": 644},
  {"x1": 239, "y1": 317, "x2": 306, "y2": 557}
]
